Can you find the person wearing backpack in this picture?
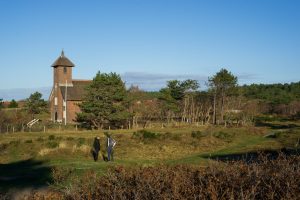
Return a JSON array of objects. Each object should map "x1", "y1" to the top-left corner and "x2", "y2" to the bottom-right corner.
[{"x1": 107, "y1": 135, "x2": 116, "y2": 161}]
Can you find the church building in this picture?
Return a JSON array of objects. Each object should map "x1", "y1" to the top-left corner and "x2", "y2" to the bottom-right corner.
[{"x1": 49, "y1": 51, "x2": 91, "y2": 124}]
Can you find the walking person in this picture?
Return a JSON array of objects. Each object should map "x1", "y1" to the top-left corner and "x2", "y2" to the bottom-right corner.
[
  {"x1": 106, "y1": 135, "x2": 116, "y2": 161},
  {"x1": 92, "y1": 137, "x2": 101, "y2": 161}
]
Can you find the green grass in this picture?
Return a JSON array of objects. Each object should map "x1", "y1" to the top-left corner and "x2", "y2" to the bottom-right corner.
[
  {"x1": 0, "y1": 123, "x2": 299, "y2": 191},
  {"x1": 168, "y1": 134, "x2": 273, "y2": 165}
]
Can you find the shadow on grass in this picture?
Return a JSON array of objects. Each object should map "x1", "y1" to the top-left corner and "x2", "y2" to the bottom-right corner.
[
  {"x1": 0, "y1": 159, "x2": 52, "y2": 192},
  {"x1": 202, "y1": 148, "x2": 300, "y2": 163},
  {"x1": 255, "y1": 121, "x2": 300, "y2": 129}
]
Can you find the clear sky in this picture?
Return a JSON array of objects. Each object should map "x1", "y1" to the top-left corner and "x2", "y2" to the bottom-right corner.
[{"x1": 0, "y1": 0, "x2": 299, "y2": 98}]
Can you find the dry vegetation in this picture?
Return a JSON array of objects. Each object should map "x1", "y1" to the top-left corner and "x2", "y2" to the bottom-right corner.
[
  {"x1": 0, "y1": 123, "x2": 300, "y2": 199},
  {"x1": 15, "y1": 154, "x2": 300, "y2": 200}
]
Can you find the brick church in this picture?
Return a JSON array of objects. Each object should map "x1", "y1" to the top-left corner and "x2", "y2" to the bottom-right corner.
[{"x1": 49, "y1": 51, "x2": 91, "y2": 124}]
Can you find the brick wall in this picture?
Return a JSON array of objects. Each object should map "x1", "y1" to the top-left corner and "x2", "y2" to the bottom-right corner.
[
  {"x1": 53, "y1": 66, "x2": 72, "y2": 85},
  {"x1": 67, "y1": 100, "x2": 82, "y2": 123},
  {"x1": 49, "y1": 86, "x2": 64, "y2": 122}
]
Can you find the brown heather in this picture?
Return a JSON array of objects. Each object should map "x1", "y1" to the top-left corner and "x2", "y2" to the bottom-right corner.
[{"x1": 21, "y1": 153, "x2": 300, "y2": 200}]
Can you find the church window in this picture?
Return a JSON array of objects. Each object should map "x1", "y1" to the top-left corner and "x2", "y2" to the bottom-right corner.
[{"x1": 64, "y1": 67, "x2": 67, "y2": 74}]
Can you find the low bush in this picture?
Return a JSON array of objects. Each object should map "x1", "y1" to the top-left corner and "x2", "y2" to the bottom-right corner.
[
  {"x1": 61, "y1": 154, "x2": 300, "y2": 200},
  {"x1": 47, "y1": 141, "x2": 59, "y2": 149},
  {"x1": 48, "y1": 135, "x2": 56, "y2": 140},
  {"x1": 191, "y1": 130, "x2": 207, "y2": 139},
  {"x1": 56, "y1": 136, "x2": 63, "y2": 140},
  {"x1": 213, "y1": 131, "x2": 232, "y2": 140},
  {"x1": 25, "y1": 139, "x2": 33, "y2": 143},
  {"x1": 163, "y1": 132, "x2": 181, "y2": 141},
  {"x1": 0, "y1": 143, "x2": 8, "y2": 151},
  {"x1": 9, "y1": 140, "x2": 20, "y2": 146},
  {"x1": 52, "y1": 166, "x2": 75, "y2": 186},
  {"x1": 132, "y1": 130, "x2": 161, "y2": 140},
  {"x1": 20, "y1": 154, "x2": 300, "y2": 199},
  {"x1": 66, "y1": 136, "x2": 74, "y2": 141},
  {"x1": 36, "y1": 137, "x2": 44, "y2": 142},
  {"x1": 77, "y1": 138, "x2": 86, "y2": 147}
]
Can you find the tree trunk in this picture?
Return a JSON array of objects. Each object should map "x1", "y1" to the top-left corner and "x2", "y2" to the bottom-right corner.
[
  {"x1": 205, "y1": 106, "x2": 212, "y2": 124},
  {"x1": 220, "y1": 91, "x2": 225, "y2": 124},
  {"x1": 213, "y1": 90, "x2": 217, "y2": 125},
  {"x1": 182, "y1": 97, "x2": 188, "y2": 123}
]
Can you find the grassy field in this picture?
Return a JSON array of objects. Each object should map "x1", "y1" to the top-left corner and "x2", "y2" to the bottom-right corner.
[{"x1": 0, "y1": 120, "x2": 300, "y2": 193}]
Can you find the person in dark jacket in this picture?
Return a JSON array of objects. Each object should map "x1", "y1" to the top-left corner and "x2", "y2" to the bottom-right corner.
[{"x1": 92, "y1": 137, "x2": 101, "y2": 161}]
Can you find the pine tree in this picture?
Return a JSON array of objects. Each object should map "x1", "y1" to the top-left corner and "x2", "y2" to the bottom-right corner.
[
  {"x1": 209, "y1": 68, "x2": 238, "y2": 124},
  {"x1": 76, "y1": 71, "x2": 131, "y2": 129},
  {"x1": 0, "y1": 98, "x2": 3, "y2": 110},
  {"x1": 8, "y1": 99, "x2": 18, "y2": 108},
  {"x1": 25, "y1": 92, "x2": 48, "y2": 118}
]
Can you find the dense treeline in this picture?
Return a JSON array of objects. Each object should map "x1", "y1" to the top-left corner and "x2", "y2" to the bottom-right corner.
[
  {"x1": 116, "y1": 69, "x2": 300, "y2": 128},
  {"x1": 126, "y1": 72, "x2": 300, "y2": 128},
  {"x1": 241, "y1": 82, "x2": 300, "y2": 104},
  {"x1": 239, "y1": 82, "x2": 300, "y2": 118},
  {"x1": 125, "y1": 69, "x2": 243, "y2": 128},
  {"x1": 1, "y1": 70, "x2": 300, "y2": 130}
]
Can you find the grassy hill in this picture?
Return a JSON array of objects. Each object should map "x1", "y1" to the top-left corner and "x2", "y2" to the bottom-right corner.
[{"x1": 0, "y1": 120, "x2": 300, "y2": 198}]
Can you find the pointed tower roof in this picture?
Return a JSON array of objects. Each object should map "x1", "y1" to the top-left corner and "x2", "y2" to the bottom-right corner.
[{"x1": 51, "y1": 50, "x2": 75, "y2": 67}]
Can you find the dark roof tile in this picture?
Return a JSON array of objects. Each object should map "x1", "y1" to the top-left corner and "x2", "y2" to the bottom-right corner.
[
  {"x1": 60, "y1": 80, "x2": 91, "y2": 101},
  {"x1": 51, "y1": 51, "x2": 75, "y2": 67}
]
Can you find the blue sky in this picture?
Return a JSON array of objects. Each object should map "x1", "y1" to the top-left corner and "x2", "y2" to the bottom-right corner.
[{"x1": 0, "y1": 0, "x2": 299, "y2": 99}]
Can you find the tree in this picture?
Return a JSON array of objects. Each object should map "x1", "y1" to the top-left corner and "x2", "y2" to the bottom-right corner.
[
  {"x1": 159, "y1": 87, "x2": 180, "y2": 123},
  {"x1": 159, "y1": 79, "x2": 199, "y2": 123},
  {"x1": 0, "y1": 98, "x2": 3, "y2": 110},
  {"x1": 25, "y1": 92, "x2": 48, "y2": 118},
  {"x1": 76, "y1": 71, "x2": 131, "y2": 129},
  {"x1": 176, "y1": 80, "x2": 199, "y2": 123},
  {"x1": 166, "y1": 79, "x2": 199, "y2": 101},
  {"x1": 127, "y1": 86, "x2": 162, "y2": 128},
  {"x1": 8, "y1": 99, "x2": 18, "y2": 108},
  {"x1": 209, "y1": 68, "x2": 238, "y2": 124},
  {"x1": 194, "y1": 91, "x2": 212, "y2": 125}
]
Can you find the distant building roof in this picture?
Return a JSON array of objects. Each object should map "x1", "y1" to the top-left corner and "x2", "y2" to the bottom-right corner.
[
  {"x1": 51, "y1": 50, "x2": 75, "y2": 67},
  {"x1": 60, "y1": 80, "x2": 91, "y2": 101}
]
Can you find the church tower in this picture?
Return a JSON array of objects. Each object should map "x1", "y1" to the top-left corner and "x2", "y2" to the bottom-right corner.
[
  {"x1": 50, "y1": 50, "x2": 75, "y2": 123},
  {"x1": 52, "y1": 50, "x2": 75, "y2": 86}
]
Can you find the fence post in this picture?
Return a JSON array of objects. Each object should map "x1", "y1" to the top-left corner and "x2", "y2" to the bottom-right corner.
[
  {"x1": 76, "y1": 125, "x2": 78, "y2": 131},
  {"x1": 59, "y1": 125, "x2": 61, "y2": 132},
  {"x1": 13, "y1": 126, "x2": 15, "y2": 133},
  {"x1": 44, "y1": 126, "x2": 46, "y2": 133}
]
